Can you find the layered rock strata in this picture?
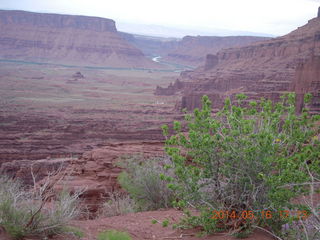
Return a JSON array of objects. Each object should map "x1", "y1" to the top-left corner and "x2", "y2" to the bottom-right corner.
[
  {"x1": 163, "y1": 35, "x2": 271, "y2": 67},
  {"x1": 0, "y1": 10, "x2": 160, "y2": 68},
  {"x1": 157, "y1": 15, "x2": 320, "y2": 113},
  {"x1": 53, "y1": 141, "x2": 165, "y2": 212}
]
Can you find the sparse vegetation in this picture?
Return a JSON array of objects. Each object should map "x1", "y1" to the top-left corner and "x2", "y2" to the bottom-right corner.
[
  {"x1": 162, "y1": 93, "x2": 320, "y2": 238},
  {"x1": 97, "y1": 229, "x2": 132, "y2": 240},
  {"x1": 99, "y1": 191, "x2": 138, "y2": 217},
  {"x1": 62, "y1": 226, "x2": 85, "y2": 238},
  {"x1": 284, "y1": 170, "x2": 320, "y2": 240},
  {"x1": 162, "y1": 219, "x2": 169, "y2": 227},
  {"x1": 117, "y1": 155, "x2": 176, "y2": 210},
  {"x1": 0, "y1": 173, "x2": 82, "y2": 239}
]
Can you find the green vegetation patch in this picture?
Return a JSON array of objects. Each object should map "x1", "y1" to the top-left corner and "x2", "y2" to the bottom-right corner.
[{"x1": 97, "y1": 229, "x2": 132, "y2": 240}]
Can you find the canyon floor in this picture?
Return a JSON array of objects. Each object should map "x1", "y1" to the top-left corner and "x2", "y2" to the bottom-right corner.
[
  {"x1": 0, "y1": 61, "x2": 277, "y2": 240},
  {"x1": 0, "y1": 209, "x2": 274, "y2": 240},
  {"x1": 0, "y1": 60, "x2": 182, "y2": 164}
]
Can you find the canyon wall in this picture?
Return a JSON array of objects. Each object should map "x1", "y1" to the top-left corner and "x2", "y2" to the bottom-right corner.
[
  {"x1": 163, "y1": 35, "x2": 271, "y2": 67},
  {"x1": 121, "y1": 32, "x2": 270, "y2": 68},
  {"x1": 120, "y1": 32, "x2": 179, "y2": 57},
  {"x1": 292, "y1": 56, "x2": 320, "y2": 113},
  {"x1": 157, "y1": 15, "x2": 320, "y2": 113},
  {"x1": 0, "y1": 10, "x2": 160, "y2": 68},
  {"x1": 0, "y1": 141, "x2": 165, "y2": 212}
]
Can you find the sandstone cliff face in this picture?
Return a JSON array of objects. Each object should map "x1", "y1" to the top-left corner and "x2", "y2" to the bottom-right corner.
[
  {"x1": 0, "y1": 158, "x2": 71, "y2": 185},
  {"x1": 292, "y1": 56, "x2": 320, "y2": 113},
  {"x1": 163, "y1": 35, "x2": 270, "y2": 67},
  {"x1": 0, "y1": 141, "x2": 164, "y2": 213},
  {"x1": 52, "y1": 141, "x2": 164, "y2": 212},
  {"x1": 121, "y1": 32, "x2": 269, "y2": 68},
  {"x1": 0, "y1": 10, "x2": 160, "y2": 68},
  {"x1": 158, "y1": 16, "x2": 320, "y2": 112}
]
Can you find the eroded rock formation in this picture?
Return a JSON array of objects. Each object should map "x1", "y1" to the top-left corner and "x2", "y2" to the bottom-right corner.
[
  {"x1": 120, "y1": 32, "x2": 180, "y2": 57},
  {"x1": 122, "y1": 32, "x2": 270, "y2": 68},
  {"x1": 155, "y1": 79, "x2": 184, "y2": 95},
  {"x1": 158, "y1": 15, "x2": 320, "y2": 113},
  {"x1": 292, "y1": 56, "x2": 320, "y2": 113},
  {"x1": 53, "y1": 141, "x2": 165, "y2": 212},
  {"x1": 162, "y1": 35, "x2": 271, "y2": 67},
  {"x1": 204, "y1": 54, "x2": 219, "y2": 71},
  {"x1": 0, "y1": 158, "x2": 71, "y2": 185},
  {"x1": 0, "y1": 140, "x2": 165, "y2": 213},
  {"x1": 0, "y1": 10, "x2": 160, "y2": 68}
]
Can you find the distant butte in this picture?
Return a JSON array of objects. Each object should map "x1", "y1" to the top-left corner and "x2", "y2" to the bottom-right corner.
[
  {"x1": 156, "y1": 10, "x2": 320, "y2": 114},
  {"x1": 0, "y1": 10, "x2": 160, "y2": 68}
]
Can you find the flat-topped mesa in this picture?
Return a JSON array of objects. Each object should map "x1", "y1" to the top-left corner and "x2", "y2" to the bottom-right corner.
[
  {"x1": 0, "y1": 10, "x2": 117, "y2": 32},
  {"x1": 0, "y1": 10, "x2": 160, "y2": 68}
]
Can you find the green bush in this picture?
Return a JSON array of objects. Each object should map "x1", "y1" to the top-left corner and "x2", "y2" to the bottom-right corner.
[
  {"x1": 162, "y1": 93, "x2": 320, "y2": 237},
  {"x1": 117, "y1": 155, "x2": 175, "y2": 210},
  {"x1": 0, "y1": 176, "x2": 81, "y2": 239},
  {"x1": 97, "y1": 229, "x2": 132, "y2": 240}
]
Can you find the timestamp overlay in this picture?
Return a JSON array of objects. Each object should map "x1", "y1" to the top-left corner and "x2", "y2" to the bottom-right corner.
[{"x1": 211, "y1": 210, "x2": 310, "y2": 220}]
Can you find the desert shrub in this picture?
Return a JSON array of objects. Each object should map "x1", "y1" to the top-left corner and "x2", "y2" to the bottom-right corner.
[
  {"x1": 99, "y1": 191, "x2": 137, "y2": 217},
  {"x1": 162, "y1": 93, "x2": 320, "y2": 238},
  {"x1": 62, "y1": 226, "x2": 85, "y2": 238},
  {"x1": 97, "y1": 229, "x2": 132, "y2": 240},
  {"x1": 117, "y1": 155, "x2": 176, "y2": 210},
  {"x1": 283, "y1": 170, "x2": 320, "y2": 240},
  {"x1": 0, "y1": 175, "x2": 82, "y2": 239}
]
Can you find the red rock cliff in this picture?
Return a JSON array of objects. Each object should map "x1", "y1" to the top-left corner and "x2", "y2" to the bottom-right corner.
[
  {"x1": 158, "y1": 16, "x2": 320, "y2": 112},
  {"x1": 291, "y1": 56, "x2": 320, "y2": 113},
  {"x1": 163, "y1": 35, "x2": 270, "y2": 67},
  {"x1": 0, "y1": 10, "x2": 160, "y2": 68}
]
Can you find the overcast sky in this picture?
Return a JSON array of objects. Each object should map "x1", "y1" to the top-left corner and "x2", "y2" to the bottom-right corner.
[{"x1": 0, "y1": 0, "x2": 319, "y2": 37}]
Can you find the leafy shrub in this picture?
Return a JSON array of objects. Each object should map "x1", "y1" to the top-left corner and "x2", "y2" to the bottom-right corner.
[
  {"x1": 99, "y1": 191, "x2": 137, "y2": 217},
  {"x1": 97, "y1": 229, "x2": 132, "y2": 240},
  {"x1": 117, "y1": 155, "x2": 175, "y2": 210},
  {"x1": 162, "y1": 93, "x2": 320, "y2": 237},
  {"x1": 0, "y1": 175, "x2": 81, "y2": 239}
]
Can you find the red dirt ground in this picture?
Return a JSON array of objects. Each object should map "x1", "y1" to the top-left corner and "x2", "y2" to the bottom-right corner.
[
  {"x1": 0, "y1": 209, "x2": 274, "y2": 240},
  {"x1": 67, "y1": 209, "x2": 274, "y2": 240}
]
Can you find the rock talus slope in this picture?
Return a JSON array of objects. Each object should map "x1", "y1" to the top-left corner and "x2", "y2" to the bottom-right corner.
[{"x1": 0, "y1": 10, "x2": 160, "y2": 68}]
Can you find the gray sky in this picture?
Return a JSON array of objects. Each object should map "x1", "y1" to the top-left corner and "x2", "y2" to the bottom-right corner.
[{"x1": 0, "y1": 0, "x2": 319, "y2": 37}]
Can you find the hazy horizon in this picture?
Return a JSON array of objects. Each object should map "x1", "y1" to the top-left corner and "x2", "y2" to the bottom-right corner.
[{"x1": 0, "y1": 0, "x2": 319, "y2": 38}]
